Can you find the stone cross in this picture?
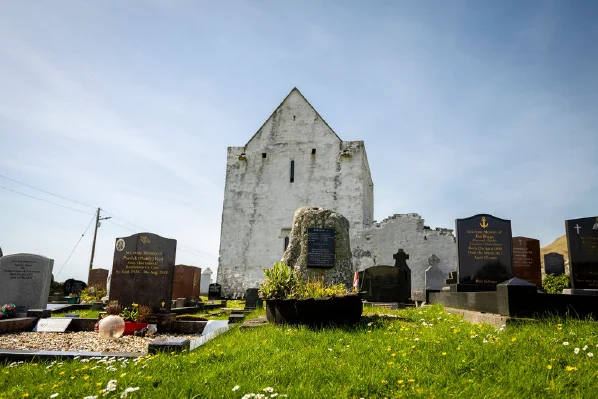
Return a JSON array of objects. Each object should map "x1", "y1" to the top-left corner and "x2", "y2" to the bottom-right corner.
[
  {"x1": 393, "y1": 249, "x2": 409, "y2": 268},
  {"x1": 392, "y1": 248, "x2": 411, "y2": 303},
  {"x1": 428, "y1": 254, "x2": 440, "y2": 267}
]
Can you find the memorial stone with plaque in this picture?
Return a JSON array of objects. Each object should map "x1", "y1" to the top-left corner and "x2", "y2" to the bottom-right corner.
[
  {"x1": 544, "y1": 252, "x2": 565, "y2": 276},
  {"x1": 565, "y1": 217, "x2": 598, "y2": 290},
  {"x1": 512, "y1": 236, "x2": 542, "y2": 286},
  {"x1": 0, "y1": 254, "x2": 54, "y2": 313},
  {"x1": 109, "y1": 233, "x2": 177, "y2": 312},
  {"x1": 455, "y1": 214, "x2": 513, "y2": 290}
]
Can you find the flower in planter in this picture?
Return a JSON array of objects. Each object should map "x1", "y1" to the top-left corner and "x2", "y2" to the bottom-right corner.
[{"x1": 1, "y1": 303, "x2": 17, "y2": 318}]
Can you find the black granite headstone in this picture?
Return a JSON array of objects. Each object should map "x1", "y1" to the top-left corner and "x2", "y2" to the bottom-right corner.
[
  {"x1": 393, "y1": 248, "x2": 411, "y2": 302},
  {"x1": 208, "y1": 283, "x2": 222, "y2": 300},
  {"x1": 306, "y1": 228, "x2": 335, "y2": 268},
  {"x1": 358, "y1": 266, "x2": 401, "y2": 302},
  {"x1": 109, "y1": 232, "x2": 177, "y2": 312},
  {"x1": 63, "y1": 279, "x2": 87, "y2": 295},
  {"x1": 244, "y1": 288, "x2": 259, "y2": 309},
  {"x1": 565, "y1": 217, "x2": 598, "y2": 289},
  {"x1": 544, "y1": 252, "x2": 565, "y2": 276},
  {"x1": 456, "y1": 214, "x2": 513, "y2": 286},
  {"x1": 0, "y1": 247, "x2": 3, "y2": 257}
]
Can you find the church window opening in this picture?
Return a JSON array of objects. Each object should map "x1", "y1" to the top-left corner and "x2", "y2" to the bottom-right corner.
[
  {"x1": 284, "y1": 236, "x2": 289, "y2": 251},
  {"x1": 262, "y1": 153, "x2": 267, "y2": 158},
  {"x1": 290, "y1": 160, "x2": 295, "y2": 183},
  {"x1": 311, "y1": 148, "x2": 316, "y2": 155}
]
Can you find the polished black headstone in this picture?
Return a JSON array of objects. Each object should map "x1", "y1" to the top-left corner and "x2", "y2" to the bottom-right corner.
[
  {"x1": 208, "y1": 283, "x2": 222, "y2": 300},
  {"x1": 544, "y1": 252, "x2": 565, "y2": 276},
  {"x1": 244, "y1": 288, "x2": 259, "y2": 309},
  {"x1": 307, "y1": 228, "x2": 335, "y2": 268},
  {"x1": 63, "y1": 279, "x2": 87, "y2": 296},
  {"x1": 456, "y1": 214, "x2": 513, "y2": 285},
  {"x1": 109, "y1": 232, "x2": 177, "y2": 312},
  {"x1": 358, "y1": 266, "x2": 401, "y2": 302},
  {"x1": 565, "y1": 217, "x2": 598, "y2": 289}
]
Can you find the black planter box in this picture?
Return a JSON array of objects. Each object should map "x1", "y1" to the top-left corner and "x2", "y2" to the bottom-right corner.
[{"x1": 265, "y1": 295, "x2": 363, "y2": 326}]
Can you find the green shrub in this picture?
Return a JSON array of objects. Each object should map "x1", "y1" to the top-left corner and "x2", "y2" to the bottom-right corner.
[
  {"x1": 259, "y1": 261, "x2": 352, "y2": 299},
  {"x1": 542, "y1": 274, "x2": 570, "y2": 294},
  {"x1": 259, "y1": 261, "x2": 297, "y2": 299}
]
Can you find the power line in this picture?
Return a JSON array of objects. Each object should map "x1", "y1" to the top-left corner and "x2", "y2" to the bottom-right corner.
[
  {"x1": 55, "y1": 214, "x2": 96, "y2": 278},
  {"x1": 107, "y1": 219, "x2": 138, "y2": 234},
  {"x1": 0, "y1": 174, "x2": 96, "y2": 209},
  {"x1": 0, "y1": 185, "x2": 95, "y2": 216}
]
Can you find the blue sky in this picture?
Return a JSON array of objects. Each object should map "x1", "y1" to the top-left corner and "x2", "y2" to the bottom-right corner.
[{"x1": 1, "y1": 1, "x2": 597, "y2": 282}]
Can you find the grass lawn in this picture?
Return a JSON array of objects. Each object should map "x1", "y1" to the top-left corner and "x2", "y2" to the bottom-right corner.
[{"x1": 3, "y1": 304, "x2": 597, "y2": 398}]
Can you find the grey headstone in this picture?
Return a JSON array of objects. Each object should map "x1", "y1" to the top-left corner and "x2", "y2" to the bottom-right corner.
[
  {"x1": 0, "y1": 254, "x2": 54, "y2": 313},
  {"x1": 425, "y1": 264, "x2": 445, "y2": 291}
]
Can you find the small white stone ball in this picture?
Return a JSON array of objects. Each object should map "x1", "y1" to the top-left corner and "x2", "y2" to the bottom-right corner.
[{"x1": 98, "y1": 315, "x2": 125, "y2": 339}]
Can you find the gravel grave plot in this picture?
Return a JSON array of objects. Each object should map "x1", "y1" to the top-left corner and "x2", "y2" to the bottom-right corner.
[{"x1": 0, "y1": 332, "x2": 202, "y2": 353}]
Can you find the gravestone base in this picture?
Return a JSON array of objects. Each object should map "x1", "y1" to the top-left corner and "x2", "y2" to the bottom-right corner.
[
  {"x1": 562, "y1": 289, "x2": 598, "y2": 296},
  {"x1": 146, "y1": 313, "x2": 176, "y2": 332},
  {"x1": 430, "y1": 285, "x2": 598, "y2": 319},
  {"x1": 449, "y1": 284, "x2": 497, "y2": 292}
]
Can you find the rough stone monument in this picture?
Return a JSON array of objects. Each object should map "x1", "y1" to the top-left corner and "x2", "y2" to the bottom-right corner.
[
  {"x1": 0, "y1": 253, "x2": 54, "y2": 312},
  {"x1": 109, "y1": 232, "x2": 177, "y2": 311},
  {"x1": 282, "y1": 206, "x2": 353, "y2": 288}
]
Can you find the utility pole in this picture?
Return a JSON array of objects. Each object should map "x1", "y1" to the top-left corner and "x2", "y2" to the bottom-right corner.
[{"x1": 89, "y1": 208, "x2": 111, "y2": 271}]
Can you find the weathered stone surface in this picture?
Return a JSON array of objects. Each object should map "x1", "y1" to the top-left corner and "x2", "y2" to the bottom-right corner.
[
  {"x1": 282, "y1": 206, "x2": 353, "y2": 287},
  {"x1": 352, "y1": 214, "x2": 457, "y2": 299},
  {"x1": 0, "y1": 254, "x2": 54, "y2": 313}
]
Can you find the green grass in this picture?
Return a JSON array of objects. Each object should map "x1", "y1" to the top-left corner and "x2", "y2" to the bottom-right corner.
[
  {"x1": 3, "y1": 304, "x2": 598, "y2": 398},
  {"x1": 52, "y1": 309, "x2": 101, "y2": 319}
]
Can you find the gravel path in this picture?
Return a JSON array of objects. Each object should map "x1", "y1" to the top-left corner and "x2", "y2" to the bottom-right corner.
[{"x1": 0, "y1": 332, "x2": 201, "y2": 354}]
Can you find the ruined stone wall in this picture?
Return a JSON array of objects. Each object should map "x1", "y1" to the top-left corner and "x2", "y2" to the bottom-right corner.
[{"x1": 351, "y1": 213, "x2": 457, "y2": 300}]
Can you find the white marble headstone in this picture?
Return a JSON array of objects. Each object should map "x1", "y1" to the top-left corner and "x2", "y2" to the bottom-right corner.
[{"x1": 0, "y1": 253, "x2": 54, "y2": 312}]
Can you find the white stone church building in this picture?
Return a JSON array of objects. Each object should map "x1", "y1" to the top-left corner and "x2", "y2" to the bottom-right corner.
[{"x1": 217, "y1": 88, "x2": 457, "y2": 298}]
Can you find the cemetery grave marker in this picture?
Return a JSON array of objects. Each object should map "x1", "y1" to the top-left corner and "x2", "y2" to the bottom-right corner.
[
  {"x1": 88, "y1": 268, "x2": 109, "y2": 290},
  {"x1": 512, "y1": 236, "x2": 542, "y2": 286},
  {"x1": 565, "y1": 217, "x2": 598, "y2": 289},
  {"x1": 63, "y1": 278, "x2": 87, "y2": 295},
  {"x1": 544, "y1": 252, "x2": 565, "y2": 276},
  {"x1": 358, "y1": 266, "x2": 401, "y2": 303},
  {"x1": 425, "y1": 254, "x2": 445, "y2": 291},
  {"x1": 109, "y1": 233, "x2": 177, "y2": 312},
  {"x1": 393, "y1": 249, "x2": 412, "y2": 302},
  {"x1": 208, "y1": 283, "x2": 222, "y2": 300},
  {"x1": 244, "y1": 288, "x2": 259, "y2": 309},
  {"x1": 0, "y1": 254, "x2": 53, "y2": 313},
  {"x1": 456, "y1": 214, "x2": 513, "y2": 288},
  {"x1": 35, "y1": 318, "x2": 72, "y2": 333}
]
